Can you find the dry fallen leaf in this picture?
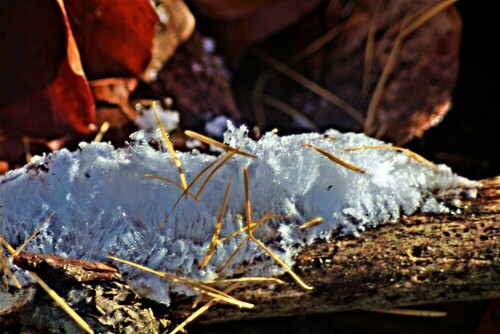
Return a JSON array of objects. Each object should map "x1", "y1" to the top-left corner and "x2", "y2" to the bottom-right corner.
[
  {"x1": 63, "y1": 0, "x2": 158, "y2": 79},
  {"x1": 0, "y1": 0, "x2": 95, "y2": 139}
]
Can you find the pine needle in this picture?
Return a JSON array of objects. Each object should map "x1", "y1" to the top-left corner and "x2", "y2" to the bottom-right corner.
[
  {"x1": 368, "y1": 307, "x2": 447, "y2": 317},
  {"x1": 251, "y1": 70, "x2": 275, "y2": 130},
  {"x1": 303, "y1": 144, "x2": 366, "y2": 174},
  {"x1": 286, "y1": 16, "x2": 363, "y2": 65},
  {"x1": 152, "y1": 101, "x2": 188, "y2": 194},
  {"x1": 108, "y1": 255, "x2": 254, "y2": 309},
  {"x1": 362, "y1": 0, "x2": 384, "y2": 97},
  {"x1": 0, "y1": 241, "x2": 21, "y2": 289},
  {"x1": 22, "y1": 137, "x2": 32, "y2": 163},
  {"x1": 184, "y1": 130, "x2": 257, "y2": 158},
  {"x1": 160, "y1": 150, "x2": 238, "y2": 229},
  {"x1": 144, "y1": 174, "x2": 198, "y2": 199},
  {"x1": 345, "y1": 145, "x2": 436, "y2": 169},
  {"x1": 194, "y1": 150, "x2": 238, "y2": 200},
  {"x1": 1, "y1": 211, "x2": 55, "y2": 289},
  {"x1": 256, "y1": 94, "x2": 319, "y2": 132},
  {"x1": 251, "y1": 47, "x2": 365, "y2": 126},
  {"x1": 218, "y1": 213, "x2": 288, "y2": 243},
  {"x1": 93, "y1": 121, "x2": 110, "y2": 142},
  {"x1": 10, "y1": 212, "x2": 55, "y2": 258},
  {"x1": 216, "y1": 213, "x2": 273, "y2": 274},
  {"x1": 199, "y1": 177, "x2": 232, "y2": 269},
  {"x1": 31, "y1": 271, "x2": 94, "y2": 333},
  {"x1": 203, "y1": 277, "x2": 285, "y2": 285},
  {"x1": 243, "y1": 167, "x2": 313, "y2": 290},
  {"x1": 169, "y1": 282, "x2": 242, "y2": 334},
  {"x1": 299, "y1": 217, "x2": 324, "y2": 229},
  {"x1": 364, "y1": 0, "x2": 457, "y2": 134}
]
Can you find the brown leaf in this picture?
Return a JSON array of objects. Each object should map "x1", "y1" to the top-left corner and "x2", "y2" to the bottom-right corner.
[
  {"x1": 0, "y1": 0, "x2": 95, "y2": 139},
  {"x1": 63, "y1": 0, "x2": 159, "y2": 80}
]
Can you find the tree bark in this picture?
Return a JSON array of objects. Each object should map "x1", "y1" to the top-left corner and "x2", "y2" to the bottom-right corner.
[{"x1": 1, "y1": 177, "x2": 498, "y2": 333}]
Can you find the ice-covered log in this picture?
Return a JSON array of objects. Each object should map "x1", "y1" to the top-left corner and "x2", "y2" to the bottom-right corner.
[{"x1": 0, "y1": 124, "x2": 478, "y2": 306}]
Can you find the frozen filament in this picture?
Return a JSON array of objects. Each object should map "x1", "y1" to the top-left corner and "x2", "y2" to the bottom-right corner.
[{"x1": 0, "y1": 122, "x2": 477, "y2": 305}]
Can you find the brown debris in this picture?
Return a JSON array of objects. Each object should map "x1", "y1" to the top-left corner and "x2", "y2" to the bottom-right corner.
[
  {"x1": 90, "y1": 77, "x2": 139, "y2": 129},
  {"x1": 13, "y1": 251, "x2": 120, "y2": 283},
  {"x1": 149, "y1": 31, "x2": 240, "y2": 131}
]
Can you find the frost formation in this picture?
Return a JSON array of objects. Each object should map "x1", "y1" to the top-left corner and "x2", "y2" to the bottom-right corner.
[{"x1": 0, "y1": 123, "x2": 477, "y2": 304}]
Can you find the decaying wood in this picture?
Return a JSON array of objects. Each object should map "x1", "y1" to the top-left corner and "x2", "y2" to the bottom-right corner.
[
  {"x1": 13, "y1": 251, "x2": 120, "y2": 283},
  {"x1": 0, "y1": 178, "x2": 498, "y2": 333}
]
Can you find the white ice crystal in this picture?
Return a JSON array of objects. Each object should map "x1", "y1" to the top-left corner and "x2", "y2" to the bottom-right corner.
[{"x1": 0, "y1": 123, "x2": 477, "y2": 305}]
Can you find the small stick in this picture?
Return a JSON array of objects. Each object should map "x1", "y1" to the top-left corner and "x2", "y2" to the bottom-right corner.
[
  {"x1": 303, "y1": 144, "x2": 366, "y2": 174},
  {"x1": 185, "y1": 130, "x2": 257, "y2": 158},
  {"x1": 243, "y1": 167, "x2": 313, "y2": 290},
  {"x1": 299, "y1": 217, "x2": 324, "y2": 230},
  {"x1": 199, "y1": 177, "x2": 232, "y2": 269},
  {"x1": 152, "y1": 101, "x2": 188, "y2": 194},
  {"x1": 345, "y1": 145, "x2": 436, "y2": 169}
]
